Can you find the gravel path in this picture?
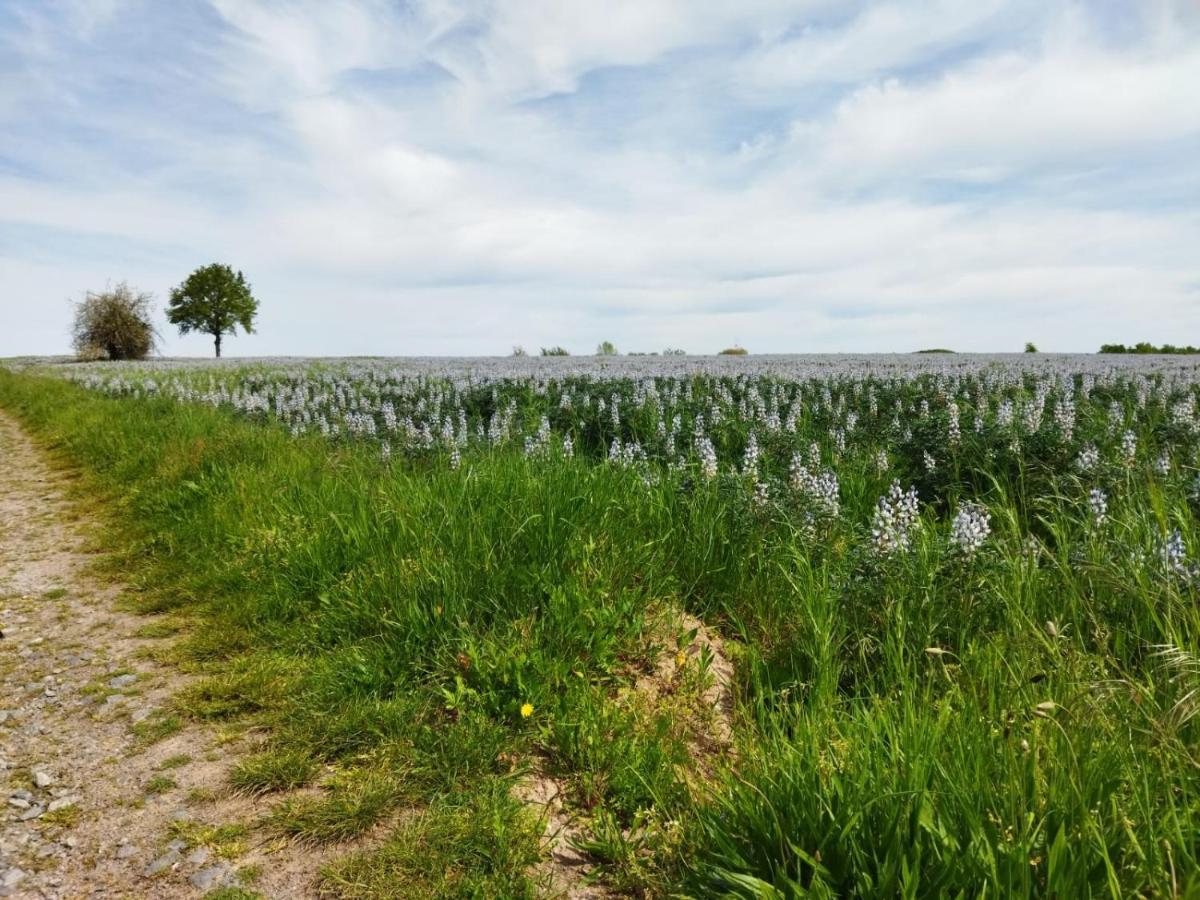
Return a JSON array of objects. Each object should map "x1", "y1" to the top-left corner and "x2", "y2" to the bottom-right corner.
[{"x1": 0, "y1": 410, "x2": 328, "y2": 898}]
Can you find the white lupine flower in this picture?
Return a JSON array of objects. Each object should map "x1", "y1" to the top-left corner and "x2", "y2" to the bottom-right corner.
[
  {"x1": 789, "y1": 453, "x2": 840, "y2": 516},
  {"x1": 872, "y1": 480, "x2": 920, "y2": 557},
  {"x1": 1120, "y1": 430, "x2": 1137, "y2": 467},
  {"x1": 1088, "y1": 488, "x2": 1108, "y2": 525},
  {"x1": 1159, "y1": 529, "x2": 1190, "y2": 577},
  {"x1": 742, "y1": 432, "x2": 760, "y2": 477},
  {"x1": 695, "y1": 434, "x2": 718, "y2": 480},
  {"x1": 950, "y1": 502, "x2": 991, "y2": 557},
  {"x1": 1076, "y1": 445, "x2": 1100, "y2": 473},
  {"x1": 1154, "y1": 451, "x2": 1170, "y2": 476}
]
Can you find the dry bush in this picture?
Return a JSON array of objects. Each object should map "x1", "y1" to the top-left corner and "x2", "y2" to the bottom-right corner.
[{"x1": 71, "y1": 282, "x2": 158, "y2": 360}]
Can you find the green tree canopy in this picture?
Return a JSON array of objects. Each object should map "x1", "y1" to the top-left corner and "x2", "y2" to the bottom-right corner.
[{"x1": 167, "y1": 264, "x2": 259, "y2": 358}]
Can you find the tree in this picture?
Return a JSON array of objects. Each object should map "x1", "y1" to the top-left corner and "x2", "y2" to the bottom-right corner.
[
  {"x1": 718, "y1": 346, "x2": 748, "y2": 355},
  {"x1": 511, "y1": 345, "x2": 528, "y2": 357},
  {"x1": 1024, "y1": 342, "x2": 1038, "y2": 353},
  {"x1": 167, "y1": 264, "x2": 259, "y2": 358},
  {"x1": 70, "y1": 282, "x2": 158, "y2": 360},
  {"x1": 540, "y1": 346, "x2": 570, "y2": 356},
  {"x1": 596, "y1": 340, "x2": 618, "y2": 356}
]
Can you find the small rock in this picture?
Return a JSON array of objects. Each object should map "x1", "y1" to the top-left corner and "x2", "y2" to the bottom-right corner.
[
  {"x1": 2, "y1": 868, "x2": 27, "y2": 889},
  {"x1": 114, "y1": 844, "x2": 138, "y2": 859},
  {"x1": 7, "y1": 798, "x2": 30, "y2": 810},
  {"x1": 102, "y1": 695, "x2": 126, "y2": 707},
  {"x1": 47, "y1": 797, "x2": 78, "y2": 813},
  {"x1": 33, "y1": 770, "x2": 53, "y2": 789},
  {"x1": 63, "y1": 835, "x2": 78, "y2": 848},
  {"x1": 143, "y1": 849, "x2": 179, "y2": 876},
  {"x1": 108, "y1": 674, "x2": 137, "y2": 689},
  {"x1": 0, "y1": 711, "x2": 9, "y2": 724},
  {"x1": 166, "y1": 839, "x2": 187, "y2": 853},
  {"x1": 18, "y1": 804, "x2": 44, "y2": 821},
  {"x1": 130, "y1": 708, "x2": 151, "y2": 723},
  {"x1": 189, "y1": 864, "x2": 233, "y2": 891},
  {"x1": 185, "y1": 847, "x2": 210, "y2": 866}
]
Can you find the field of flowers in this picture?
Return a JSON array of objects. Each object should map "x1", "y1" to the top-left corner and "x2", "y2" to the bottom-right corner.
[{"x1": 4, "y1": 353, "x2": 1200, "y2": 896}]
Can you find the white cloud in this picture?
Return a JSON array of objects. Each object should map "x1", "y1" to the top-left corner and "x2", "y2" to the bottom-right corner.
[{"x1": 0, "y1": 0, "x2": 1197, "y2": 356}]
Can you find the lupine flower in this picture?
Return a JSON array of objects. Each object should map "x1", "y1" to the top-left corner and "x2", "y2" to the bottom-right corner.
[
  {"x1": 1158, "y1": 529, "x2": 1190, "y2": 577},
  {"x1": 695, "y1": 434, "x2": 718, "y2": 480},
  {"x1": 1088, "y1": 488, "x2": 1108, "y2": 525},
  {"x1": 789, "y1": 453, "x2": 840, "y2": 516},
  {"x1": 950, "y1": 502, "x2": 991, "y2": 557},
  {"x1": 1155, "y1": 451, "x2": 1170, "y2": 476},
  {"x1": 872, "y1": 480, "x2": 920, "y2": 556},
  {"x1": 742, "y1": 432, "x2": 760, "y2": 477},
  {"x1": 1120, "y1": 430, "x2": 1137, "y2": 467},
  {"x1": 753, "y1": 481, "x2": 771, "y2": 507},
  {"x1": 1075, "y1": 445, "x2": 1099, "y2": 473}
]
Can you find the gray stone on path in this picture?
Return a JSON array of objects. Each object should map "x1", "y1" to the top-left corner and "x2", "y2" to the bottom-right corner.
[
  {"x1": 189, "y1": 864, "x2": 235, "y2": 891},
  {"x1": 32, "y1": 770, "x2": 53, "y2": 789},
  {"x1": 143, "y1": 849, "x2": 179, "y2": 876},
  {"x1": 2, "y1": 868, "x2": 27, "y2": 889},
  {"x1": 108, "y1": 674, "x2": 137, "y2": 689},
  {"x1": 17, "y1": 805, "x2": 44, "y2": 821},
  {"x1": 185, "y1": 847, "x2": 210, "y2": 866},
  {"x1": 114, "y1": 844, "x2": 138, "y2": 860}
]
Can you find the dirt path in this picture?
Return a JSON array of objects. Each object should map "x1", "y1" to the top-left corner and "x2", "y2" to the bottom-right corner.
[{"x1": 0, "y1": 411, "x2": 329, "y2": 898}]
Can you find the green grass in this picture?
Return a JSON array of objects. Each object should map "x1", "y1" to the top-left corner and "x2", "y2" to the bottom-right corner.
[
  {"x1": 2, "y1": 368, "x2": 1199, "y2": 897},
  {"x1": 229, "y1": 748, "x2": 318, "y2": 795},
  {"x1": 144, "y1": 775, "x2": 177, "y2": 795}
]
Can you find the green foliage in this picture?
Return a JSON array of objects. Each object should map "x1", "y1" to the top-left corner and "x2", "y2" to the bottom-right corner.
[
  {"x1": 230, "y1": 748, "x2": 317, "y2": 795},
  {"x1": 1024, "y1": 342, "x2": 1038, "y2": 352},
  {"x1": 596, "y1": 340, "x2": 618, "y2": 355},
  {"x1": 70, "y1": 282, "x2": 157, "y2": 360},
  {"x1": 511, "y1": 345, "x2": 528, "y2": 357},
  {"x1": 321, "y1": 787, "x2": 541, "y2": 898},
  {"x1": 718, "y1": 346, "x2": 748, "y2": 355},
  {"x1": 915, "y1": 348, "x2": 955, "y2": 353},
  {"x1": 167, "y1": 263, "x2": 258, "y2": 357},
  {"x1": 539, "y1": 346, "x2": 570, "y2": 356},
  {"x1": 3, "y1": 367, "x2": 1200, "y2": 897},
  {"x1": 1100, "y1": 342, "x2": 1200, "y2": 354}
]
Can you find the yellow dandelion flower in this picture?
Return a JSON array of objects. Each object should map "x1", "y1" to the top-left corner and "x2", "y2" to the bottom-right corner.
[{"x1": 520, "y1": 703, "x2": 534, "y2": 719}]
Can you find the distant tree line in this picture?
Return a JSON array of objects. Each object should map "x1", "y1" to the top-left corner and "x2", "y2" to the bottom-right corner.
[{"x1": 1099, "y1": 343, "x2": 1200, "y2": 354}]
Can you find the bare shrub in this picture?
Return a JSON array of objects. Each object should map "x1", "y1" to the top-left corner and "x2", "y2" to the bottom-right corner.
[{"x1": 71, "y1": 283, "x2": 158, "y2": 360}]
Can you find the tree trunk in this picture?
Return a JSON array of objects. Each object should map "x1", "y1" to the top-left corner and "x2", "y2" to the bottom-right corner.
[{"x1": 214, "y1": 332, "x2": 222, "y2": 358}]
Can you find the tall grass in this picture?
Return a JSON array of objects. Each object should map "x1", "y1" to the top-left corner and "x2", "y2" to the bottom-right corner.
[{"x1": 2, "y1": 368, "x2": 1198, "y2": 897}]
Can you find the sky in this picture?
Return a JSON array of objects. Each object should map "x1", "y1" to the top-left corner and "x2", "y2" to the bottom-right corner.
[{"x1": 1, "y1": 0, "x2": 1198, "y2": 357}]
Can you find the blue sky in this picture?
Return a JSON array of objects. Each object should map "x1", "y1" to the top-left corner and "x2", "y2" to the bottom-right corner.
[{"x1": 1, "y1": 0, "x2": 1198, "y2": 356}]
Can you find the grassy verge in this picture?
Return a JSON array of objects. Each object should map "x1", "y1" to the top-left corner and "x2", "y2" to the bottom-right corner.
[{"x1": 2, "y1": 369, "x2": 1199, "y2": 897}]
